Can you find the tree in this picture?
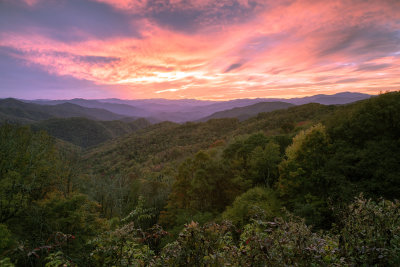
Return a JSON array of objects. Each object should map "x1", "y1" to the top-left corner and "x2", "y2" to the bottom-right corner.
[
  {"x1": 326, "y1": 92, "x2": 400, "y2": 200},
  {"x1": 248, "y1": 142, "x2": 281, "y2": 187},
  {"x1": 222, "y1": 187, "x2": 281, "y2": 227},
  {"x1": 160, "y1": 151, "x2": 246, "y2": 229},
  {"x1": 278, "y1": 124, "x2": 330, "y2": 199},
  {"x1": 0, "y1": 125, "x2": 61, "y2": 223},
  {"x1": 277, "y1": 124, "x2": 333, "y2": 228}
]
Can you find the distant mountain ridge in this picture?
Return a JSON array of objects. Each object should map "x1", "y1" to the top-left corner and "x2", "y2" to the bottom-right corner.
[
  {"x1": 284, "y1": 92, "x2": 373, "y2": 105},
  {"x1": 0, "y1": 98, "x2": 132, "y2": 124},
  {"x1": 0, "y1": 92, "x2": 373, "y2": 148},
  {"x1": 197, "y1": 102, "x2": 294, "y2": 122},
  {"x1": 21, "y1": 92, "x2": 372, "y2": 123},
  {"x1": 28, "y1": 98, "x2": 148, "y2": 117}
]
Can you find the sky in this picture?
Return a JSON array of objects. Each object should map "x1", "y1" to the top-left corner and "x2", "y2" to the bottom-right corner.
[{"x1": 0, "y1": 0, "x2": 399, "y2": 100}]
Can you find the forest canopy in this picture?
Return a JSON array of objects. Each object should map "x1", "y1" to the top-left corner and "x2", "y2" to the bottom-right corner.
[{"x1": 1, "y1": 92, "x2": 399, "y2": 266}]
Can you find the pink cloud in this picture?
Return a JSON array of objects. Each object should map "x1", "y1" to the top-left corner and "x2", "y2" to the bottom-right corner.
[
  {"x1": 92, "y1": 0, "x2": 148, "y2": 10},
  {"x1": 1, "y1": 0, "x2": 399, "y2": 99}
]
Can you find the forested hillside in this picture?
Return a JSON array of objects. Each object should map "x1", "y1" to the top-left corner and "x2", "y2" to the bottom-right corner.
[
  {"x1": 197, "y1": 101, "x2": 294, "y2": 121},
  {"x1": 31, "y1": 117, "x2": 151, "y2": 148},
  {"x1": 0, "y1": 98, "x2": 131, "y2": 123},
  {"x1": 0, "y1": 98, "x2": 152, "y2": 148},
  {"x1": 1, "y1": 92, "x2": 399, "y2": 266}
]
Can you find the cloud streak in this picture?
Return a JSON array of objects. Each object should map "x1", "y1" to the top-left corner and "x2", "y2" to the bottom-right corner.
[{"x1": 0, "y1": 0, "x2": 399, "y2": 99}]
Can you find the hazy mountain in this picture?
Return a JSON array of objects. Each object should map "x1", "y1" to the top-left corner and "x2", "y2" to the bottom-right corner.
[
  {"x1": 193, "y1": 92, "x2": 371, "y2": 115},
  {"x1": 98, "y1": 98, "x2": 216, "y2": 109},
  {"x1": 29, "y1": 98, "x2": 216, "y2": 122},
  {"x1": 27, "y1": 98, "x2": 148, "y2": 117},
  {"x1": 198, "y1": 102, "x2": 294, "y2": 122},
  {"x1": 0, "y1": 98, "x2": 129, "y2": 123},
  {"x1": 96, "y1": 92, "x2": 371, "y2": 122},
  {"x1": 285, "y1": 92, "x2": 372, "y2": 105},
  {"x1": 23, "y1": 92, "x2": 372, "y2": 123}
]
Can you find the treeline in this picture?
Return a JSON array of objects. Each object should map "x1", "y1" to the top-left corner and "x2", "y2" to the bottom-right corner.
[{"x1": 0, "y1": 92, "x2": 399, "y2": 266}]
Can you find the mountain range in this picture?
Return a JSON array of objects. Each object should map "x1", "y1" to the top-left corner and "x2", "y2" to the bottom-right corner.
[
  {"x1": 23, "y1": 92, "x2": 372, "y2": 123},
  {"x1": 0, "y1": 92, "x2": 373, "y2": 147}
]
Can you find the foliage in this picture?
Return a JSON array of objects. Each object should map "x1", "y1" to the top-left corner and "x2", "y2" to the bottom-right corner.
[
  {"x1": 325, "y1": 91, "x2": 400, "y2": 200},
  {"x1": 222, "y1": 187, "x2": 281, "y2": 227},
  {"x1": 32, "y1": 117, "x2": 150, "y2": 148},
  {"x1": 6, "y1": 232, "x2": 76, "y2": 266},
  {"x1": 156, "y1": 196, "x2": 400, "y2": 266},
  {"x1": 45, "y1": 251, "x2": 75, "y2": 267},
  {"x1": 277, "y1": 124, "x2": 334, "y2": 228},
  {"x1": 155, "y1": 221, "x2": 239, "y2": 266},
  {"x1": 2, "y1": 93, "x2": 400, "y2": 266},
  {"x1": 122, "y1": 196, "x2": 156, "y2": 230},
  {"x1": 88, "y1": 222, "x2": 156, "y2": 266},
  {"x1": 336, "y1": 195, "x2": 400, "y2": 266},
  {"x1": 0, "y1": 258, "x2": 14, "y2": 267},
  {"x1": 238, "y1": 216, "x2": 341, "y2": 266},
  {"x1": 0, "y1": 124, "x2": 105, "y2": 266},
  {"x1": 159, "y1": 150, "x2": 246, "y2": 228},
  {"x1": 30, "y1": 193, "x2": 105, "y2": 252},
  {"x1": 83, "y1": 102, "x2": 333, "y2": 179},
  {"x1": 235, "y1": 103, "x2": 336, "y2": 136},
  {"x1": 276, "y1": 92, "x2": 400, "y2": 228},
  {"x1": 154, "y1": 215, "x2": 340, "y2": 266},
  {"x1": 248, "y1": 142, "x2": 281, "y2": 186},
  {"x1": 88, "y1": 221, "x2": 168, "y2": 266},
  {"x1": 0, "y1": 224, "x2": 13, "y2": 254},
  {"x1": 84, "y1": 173, "x2": 135, "y2": 218},
  {"x1": 0, "y1": 125, "x2": 60, "y2": 223}
]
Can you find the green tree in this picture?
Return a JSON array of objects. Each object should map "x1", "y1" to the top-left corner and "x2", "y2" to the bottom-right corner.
[
  {"x1": 7, "y1": 193, "x2": 106, "y2": 266},
  {"x1": 248, "y1": 142, "x2": 281, "y2": 186},
  {"x1": 326, "y1": 92, "x2": 400, "y2": 200},
  {"x1": 223, "y1": 133, "x2": 270, "y2": 172},
  {"x1": 277, "y1": 124, "x2": 333, "y2": 227},
  {"x1": 160, "y1": 151, "x2": 246, "y2": 229},
  {"x1": 222, "y1": 187, "x2": 281, "y2": 227},
  {"x1": 0, "y1": 224, "x2": 13, "y2": 254},
  {"x1": 0, "y1": 125, "x2": 60, "y2": 223},
  {"x1": 122, "y1": 196, "x2": 156, "y2": 230}
]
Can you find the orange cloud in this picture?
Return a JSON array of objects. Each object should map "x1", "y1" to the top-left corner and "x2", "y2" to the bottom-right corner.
[{"x1": 1, "y1": 0, "x2": 399, "y2": 99}]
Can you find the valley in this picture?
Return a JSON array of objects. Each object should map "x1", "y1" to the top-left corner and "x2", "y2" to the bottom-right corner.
[{"x1": 1, "y1": 92, "x2": 399, "y2": 266}]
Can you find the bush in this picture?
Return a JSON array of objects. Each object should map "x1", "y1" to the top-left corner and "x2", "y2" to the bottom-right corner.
[
  {"x1": 222, "y1": 187, "x2": 281, "y2": 227},
  {"x1": 337, "y1": 195, "x2": 400, "y2": 266}
]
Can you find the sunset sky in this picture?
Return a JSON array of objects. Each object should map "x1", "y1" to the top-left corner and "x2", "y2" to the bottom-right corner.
[{"x1": 0, "y1": 0, "x2": 399, "y2": 100}]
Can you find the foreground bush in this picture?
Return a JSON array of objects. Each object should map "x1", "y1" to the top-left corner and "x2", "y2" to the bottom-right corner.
[
  {"x1": 337, "y1": 195, "x2": 400, "y2": 266},
  {"x1": 152, "y1": 195, "x2": 400, "y2": 266},
  {"x1": 3, "y1": 195, "x2": 399, "y2": 266}
]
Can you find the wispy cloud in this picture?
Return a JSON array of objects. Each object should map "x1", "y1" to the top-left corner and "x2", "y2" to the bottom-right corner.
[{"x1": 0, "y1": 0, "x2": 399, "y2": 99}]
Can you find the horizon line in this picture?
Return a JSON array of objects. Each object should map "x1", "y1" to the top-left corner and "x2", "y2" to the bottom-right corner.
[{"x1": 0, "y1": 91, "x2": 379, "y2": 102}]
